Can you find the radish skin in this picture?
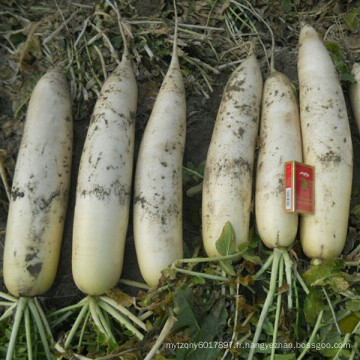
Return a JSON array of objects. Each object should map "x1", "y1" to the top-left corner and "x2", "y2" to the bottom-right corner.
[
  {"x1": 133, "y1": 26, "x2": 186, "y2": 287},
  {"x1": 255, "y1": 70, "x2": 302, "y2": 249},
  {"x1": 298, "y1": 25, "x2": 353, "y2": 259},
  {"x1": 72, "y1": 50, "x2": 137, "y2": 296},
  {"x1": 3, "y1": 69, "x2": 73, "y2": 297},
  {"x1": 202, "y1": 54, "x2": 263, "y2": 257},
  {"x1": 350, "y1": 63, "x2": 360, "y2": 134}
]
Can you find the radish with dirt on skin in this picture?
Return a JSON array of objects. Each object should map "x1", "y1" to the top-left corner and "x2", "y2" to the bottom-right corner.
[
  {"x1": 298, "y1": 24, "x2": 353, "y2": 260},
  {"x1": 201, "y1": 52, "x2": 263, "y2": 258},
  {"x1": 133, "y1": 6, "x2": 186, "y2": 288},
  {"x1": 50, "y1": 11, "x2": 147, "y2": 352},
  {"x1": 255, "y1": 70, "x2": 302, "y2": 250},
  {"x1": 1, "y1": 68, "x2": 73, "y2": 360},
  {"x1": 249, "y1": 66, "x2": 303, "y2": 360},
  {"x1": 350, "y1": 63, "x2": 360, "y2": 134}
]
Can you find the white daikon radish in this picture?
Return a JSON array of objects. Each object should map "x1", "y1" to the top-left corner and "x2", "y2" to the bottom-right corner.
[
  {"x1": 255, "y1": 70, "x2": 302, "y2": 249},
  {"x1": 3, "y1": 69, "x2": 73, "y2": 298},
  {"x1": 350, "y1": 63, "x2": 360, "y2": 134},
  {"x1": 72, "y1": 40, "x2": 137, "y2": 296},
  {"x1": 298, "y1": 24, "x2": 353, "y2": 259},
  {"x1": 133, "y1": 14, "x2": 186, "y2": 287},
  {"x1": 202, "y1": 53, "x2": 263, "y2": 257}
]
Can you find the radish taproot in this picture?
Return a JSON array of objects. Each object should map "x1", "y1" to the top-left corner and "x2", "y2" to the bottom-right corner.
[
  {"x1": 72, "y1": 38, "x2": 137, "y2": 297},
  {"x1": 56, "y1": 15, "x2": 147, "y2": 350},
  {"x1": 202, "y1": 53, "x2": 263, "y2": 257},
  {"x1": 255, "y1": 70, "x2": 302, "y2": 249},
  {"x1": 133, "y1": 9, "x2": 186, "y2": 288},
  {"x1": 298, "y1": 24, "x2": 353, "y2": 260},
  {"x1": 249, "y1": 67, "x2": 303, "y2": 360},
  {"x1": 350, "y1": 63, "x2": 360, "y2": 134},
  {"x1": 1, "y1": 68, "x2": 73, "y2": 360}
]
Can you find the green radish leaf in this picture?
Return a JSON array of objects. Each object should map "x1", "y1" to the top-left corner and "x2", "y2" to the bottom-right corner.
[
  {"x1": 346, "y1": 299, "x2": 360, "y2": 312},
  {"x1": 339, "y1": 314, "x2": 360, "y2": 333},
  {"x1": 302, "y1": 259, "x2": 346, "y2": 286},
  {"x1": 281, "y1": 0, "x2": 291, "y2": 12},
  {"x1": 327, "y1": 276, "x2": 349, "y2": 292},
  {"x1": 173, "y1": 287, "x2": 200, "y2": 335},
  {"x1": 326, "y1": 41, "x2": 340, "y2": 54},
  {"x1": 303, "y1": 287, "x2": 324, "y2": 324},
  {"x1": 242, "y1": 251, "x2": 262, "y2": 265},
  {"x1": 215, "y1": 221, "x2": 237, "y2": 276},
  {"x1": 340, "y1": 72, "x2": 356, "y2": 83},
  {"x1": 344, "y1": 9, "x2": 359, "y2": 32},
  {"x1": 191, "y1": 276, "x2": 206, "y2": 285},
  {"x1": 248, "y1": 228, "x2": 261, "y2": 248}
]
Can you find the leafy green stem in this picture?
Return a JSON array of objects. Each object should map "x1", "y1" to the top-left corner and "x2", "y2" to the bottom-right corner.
[
  {"x1": 248, "y1": 248, "x2": 283, "y2": 360},
  {"x1": 296, "y1": 310, "x2": 324, "y2": 360}
]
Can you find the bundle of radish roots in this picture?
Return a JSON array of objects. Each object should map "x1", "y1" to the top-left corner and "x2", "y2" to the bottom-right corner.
[{"x1": 0, "y1": 9, "x2": 358, "y2": 359}]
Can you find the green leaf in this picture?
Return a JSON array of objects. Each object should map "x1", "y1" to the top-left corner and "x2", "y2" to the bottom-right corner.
[
  {"x1": 302, "y1": 259, "x2": 346, "y2": 286},
  {"x1": 303, "y1": 287, "x2": 324, "y2": 324},
  {"x1": 326, "y1": 41, "x2": 340, "y2": 54},
  {"x1": 215, "y1": 222, "x2": 236, "y2": 276},
  {"x1": 346, "y1": 299, "x2": 360, "y2": 313},
  {"x1": 248, "y1": 228, "x2": 261, "y2": 248},
  {"x1": 281, "y1": 0, "x2": 291, "y2": 12},
  {"x1": 242, "y1": 251, "x2": 262, "y2": 265},
  {"x1": 339, "y1": 314, "x2": 360, "y2": 333},
  {"x1": 340, "y1": 72, "x2": 356, "y2": 83},
  {"x1": 327, "y1": 276, "x2": 349, "y2": 292},
  {"x1": 173, "y1": 287, "x2": 200, "y2": 335},
  {"x1": 344, "y1": 9, "x2": 359, "y2": 32}
]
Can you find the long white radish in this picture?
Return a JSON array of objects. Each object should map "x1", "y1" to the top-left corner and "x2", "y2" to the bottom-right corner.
[
  {"x1": 133, "y1": 12, "x2": 186, "y2": 287},
  {"x1": 350, "y1": 63, "x2": 360, "y2": 134},
  {"x1": 72, "y1": 41, "x2": 137, "y2": 296},
  {"x1": 202, "y1": 54, "x2": 263, "y2": 257},
  {"x1": 3, "y1": 69, "x2": 73, "y2": 297},
  {"x1": 255, "y1": 70, "x2": 302, "y2": 249},
  {"x1": 298, "y1": 24, "x2": 353, "y2": 259}
]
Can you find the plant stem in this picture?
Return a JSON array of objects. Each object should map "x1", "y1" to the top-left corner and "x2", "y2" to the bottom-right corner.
[
  {"x1": 248, "y1": 248, "x2": 283, "y2": 360},
  {"x1": 100, "y1": 296, "x2": 147, "y2": 331},
  {"x1": 144, "y1": 315, "x2": 176, "y2": 360},
  {"x1": 118, "y1": 279, "x2": 150, "y2": 290},
  {"x1": 252, "y1": 253, "x2": 274, "y2": 280},
  {"x1": 172, "y1": 263, "x2": 228, "y2": 282},
  {"x1": 95, "y1": 302, "x2": 116, "y2": 342},
  {"x1": 333, "y1": 333, "x2": 351, "y2": 360},
  {"x1": 294, "y1": 272, "x2": 300, "y2": 340},
  {"x1": 34, "y1": 297, "x2": 54, "y2": 343},
  {"x1": 89, "y1": 296, "x2": 107, "y2": 336},
  {"x1": 0, "y1": 291, "x2": 18, "y2": 302},
  {"x1": 78, "y1": 310, "x2": 91, "y2": 348},
  {"x1": 24, "y1": 305, "x2": 33, "y2": 360},
  {"x1": 282, "y1": 250, "x2": 293, "y2": 309},
  {"x1": 64, "y1": 301, "x2": 89, "y2": 349},
  {"x1": 28, "y1": 298, "x2": 52, "y2": 360},
  {"x1": 0, "y1": 302, "x2": 17, "y2": 322},
  {"x1": 271, "y1": 255, "x2": 284, "y2": 360},
  {"x1": 98, "y1": 300, "x2": 144, "y2": 340},
  {"x1": 48, "y1": 297, "x2": 87, "y2": 317},
  {"x1": 296, "y1": 310, "x2": 324, "y2": 360},
  {"x1": 295, "y1": 269, "x2": 309, "y2": 294},
  {"x1": 322, "y1": 287, "x2": 341, "y2": 334},
  {"x1": 6, "y1": 297, "x2": 26, "y2": 360}
]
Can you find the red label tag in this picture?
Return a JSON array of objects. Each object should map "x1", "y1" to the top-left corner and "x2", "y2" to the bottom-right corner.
[{"x1": 284, "y1": 161, "x2": 314, "y2": 214}]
